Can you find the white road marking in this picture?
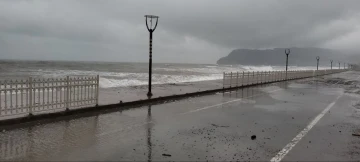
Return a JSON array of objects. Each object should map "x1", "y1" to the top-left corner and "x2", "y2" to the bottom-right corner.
[
  {"x1": 181, "y1": 88, "x2": 282, "y2": 115},
  {"x1": 270, "y1": 94, "x2": 343, "y2": 162}
]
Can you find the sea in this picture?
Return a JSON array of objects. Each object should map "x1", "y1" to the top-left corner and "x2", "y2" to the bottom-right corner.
[{"x1": 0, "y1": 60, "x2": 321, "y2": 88}]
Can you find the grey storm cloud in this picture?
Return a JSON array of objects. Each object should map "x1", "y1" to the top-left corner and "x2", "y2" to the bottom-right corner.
[{"x1": 0, "y1": 0, "x2": 360, "y2": 63}]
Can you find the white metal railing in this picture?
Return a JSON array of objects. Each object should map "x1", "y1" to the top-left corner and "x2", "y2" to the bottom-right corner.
[
  {"x1": 0, "y1": 75, "x2": 99, "y2": 118},
  {"x1": 223, "y1": 69, "x2": 348, "y2": 88}
]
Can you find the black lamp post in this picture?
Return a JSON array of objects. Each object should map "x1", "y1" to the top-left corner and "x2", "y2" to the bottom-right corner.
[
  {"x1": 145, "y1": 15, "x2": 159, "y2": 97},
  {"x1": 344, "y1": 62, "x2": 345, "y2": 69},
  {"x1": 316, "y1": 56, "x2": 320, "y2": 70},
  {"x1": 338, "y1": 61, "x2": 340, "y2": 69},
  {"x1": 330, "y1": 60, "x2": 333, "y2": 70},
  {"x1": 285, "y1": 49, "x2": 290, "y2": 79}
]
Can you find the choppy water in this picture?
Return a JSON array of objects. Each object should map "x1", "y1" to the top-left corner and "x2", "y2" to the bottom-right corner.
[{"x1": 0, "y1": 60, "x2": 321, "y2": 88}]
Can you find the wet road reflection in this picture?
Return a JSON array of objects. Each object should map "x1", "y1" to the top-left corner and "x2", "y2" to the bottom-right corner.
[
  {"x1": 0, "y1": 115, "x2": 100, "y2": 160},
  {"x1": 0, "y1": 81, "x2": 295, "y2": 161},
  {"x1": 147, "y1": 102, "x2": 152, "y2": 162}
]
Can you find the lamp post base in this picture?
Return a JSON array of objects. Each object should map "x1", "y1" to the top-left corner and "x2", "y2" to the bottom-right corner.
[{"x1": 147, "y1": 92, "x2": 153, "y2": 97}]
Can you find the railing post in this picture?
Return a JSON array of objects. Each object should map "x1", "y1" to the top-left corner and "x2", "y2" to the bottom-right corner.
[
  {"x1": 269, "y1": 71, "x2": 271, "y2": 82},
  {"x1": 230, "y1": 72, "x2": 233, "y2": 88},
  {"x1": 242, "y1": 71, "x2": 245, "y2": 86},
  {"x1": 252, "y1": 71, "x2": 254, "y2": 85},
  {"x1": 275, "y1": 71, "x2": 277, "y2": 81},
  {"x1": 96, "y1": 75, "x2": 99, "y2": 106},
  {"x1": 279, "y1": 71, "x2": 281, "y2": 81},
  {"x1": 223, "y1": 72, "x2": 225, "y2": 89},
  {"x1": 262, "y1": 71, "x2": 264, "y2": 83},
  {"x1": 265, "y1": 71, "x2": 267, "y2": 83},
  {"x1": 28, "y1": 77, "x2": 33, "y2": 116},
  {"x1": 274, "y1": 71, "x2": 276, "y2": 81},
  {"x1": 263, "y1": 71, "x2": 265, "y2": 83},
  {"x1": 268, "y1": 71, "x2": 271, "y2": 82},
  {"x1": 66, "y1": 76, "x2": 70, "y2": 110},
  {"x1": 236, "y1": 72, "x2": 239, "y2": 87}
]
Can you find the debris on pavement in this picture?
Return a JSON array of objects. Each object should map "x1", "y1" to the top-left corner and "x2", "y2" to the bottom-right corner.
[
  {"x1": 352, "y1": 133, "x2": 360, "y2": 137},
  {"x1": 251, "y1": 135, "x2": 256, "y2": 140},
  {"x1": 211, "y1": 124, "x2": 229, "y2": 128},
  {"x1": 162, "y1": 153, "x2": 172, "y2": 157}
]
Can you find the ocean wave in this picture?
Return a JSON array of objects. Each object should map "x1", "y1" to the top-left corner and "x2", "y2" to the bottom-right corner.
[
  {"x1": 99, "y1": 74, "x2": 222, "y2": 88},
  {"x1": 99, "y1": 78, "x2": 148, "y2": 88},
  {"x1": 240, "y1": 65, "x2": 276, "y2": 71}
]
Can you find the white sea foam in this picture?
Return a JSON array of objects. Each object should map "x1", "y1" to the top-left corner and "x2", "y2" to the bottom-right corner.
[
  {"x1": 99, "y1": 74, "x2": 222, "y2": 88},
  {"x1": 99, "y1": 78, "x2": 148, "y2": 88}
]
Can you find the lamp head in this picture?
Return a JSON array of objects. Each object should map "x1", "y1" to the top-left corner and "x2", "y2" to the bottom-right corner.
[
  {"x1": 285, "y1": 49, "x2": 290, "y2": 55},
  {"x1": 145, "y1": 15, "x2": 159, "y2": 31}
]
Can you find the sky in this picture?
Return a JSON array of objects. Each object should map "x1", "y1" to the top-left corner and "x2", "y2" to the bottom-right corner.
[{"x1": 0, "y1": 0, "x2": 360, "y2": 63}]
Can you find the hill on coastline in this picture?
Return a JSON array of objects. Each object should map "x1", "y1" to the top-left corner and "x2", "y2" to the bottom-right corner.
[{"x1": 217, "y1": 47, "x2": 354, "y2": 66}]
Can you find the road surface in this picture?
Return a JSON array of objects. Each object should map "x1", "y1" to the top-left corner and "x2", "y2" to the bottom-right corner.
[{"x1": 1, "y1": 71, "x2": 360, "y2": 161}]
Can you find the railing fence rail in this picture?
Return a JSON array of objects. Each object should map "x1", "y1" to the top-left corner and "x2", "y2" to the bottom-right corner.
[
  {"x1": 0, "y1": 75, "x2": 99, "y2": 117},
  {"x1": 223, "y1": 69, "x2": 347, "y2": 88}
]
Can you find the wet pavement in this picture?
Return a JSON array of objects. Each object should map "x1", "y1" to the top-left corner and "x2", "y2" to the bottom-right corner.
[{"x1": 1, "y1": 71, "x2": 360, "y2": 161}]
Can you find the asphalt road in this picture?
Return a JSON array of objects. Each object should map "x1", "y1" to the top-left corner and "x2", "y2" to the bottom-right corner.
[{"x1": 1, "y1": 71, "x2": 360, "y2": 161}]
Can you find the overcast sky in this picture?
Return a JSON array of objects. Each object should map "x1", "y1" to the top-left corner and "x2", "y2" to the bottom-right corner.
[{"x1": 0, "y1": 0, "x2": 360, "y2": 63}]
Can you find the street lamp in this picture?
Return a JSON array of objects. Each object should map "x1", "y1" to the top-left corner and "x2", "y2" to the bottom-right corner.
[
  {"x1": 285, "y1": 49, "x2": 290, "y2": 79},
  {"x1": 330, "y1": 60, "x2": 333, "y2": 70},
  {"x1": 145, "y1": 15, "x2": 159, "y2": 97},
  {"x1": 316, "y1": 56, "x2": 320, "y2": 70},
  {"x1": 344, "y1": 62, "x2": 345, "y2": 69},
  {"x1": 338, "y1": 61, "x2": 340, "y2": 69}
]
